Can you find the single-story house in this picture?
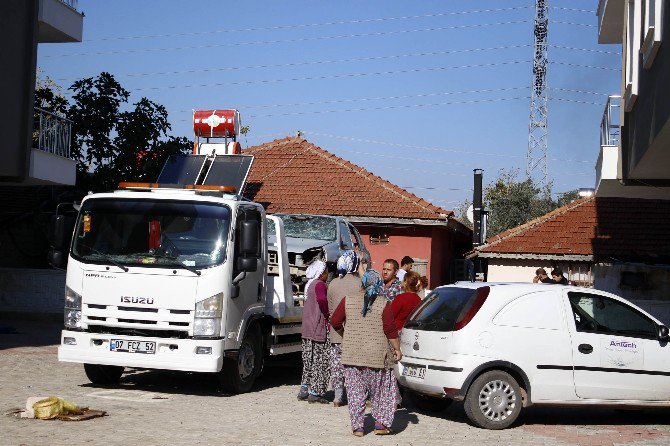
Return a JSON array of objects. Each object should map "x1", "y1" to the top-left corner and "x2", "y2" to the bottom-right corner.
[
  {"x1": 475, "y1": 196, "x2": 670, "y2": 323},
  {"x1": 243, "y1": 136, "x2": 472, "y2": 288}
]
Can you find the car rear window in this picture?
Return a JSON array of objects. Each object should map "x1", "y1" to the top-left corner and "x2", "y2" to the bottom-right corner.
[{"x1": 405, "y1": 286, "x2": 489, "y2": 331}]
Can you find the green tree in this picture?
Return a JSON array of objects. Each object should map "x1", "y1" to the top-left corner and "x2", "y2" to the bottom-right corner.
[
  {"x1": 456, "y1": 169, "x2": 579, "y2": 238},
  {"x1": 36, "y1": 71, "x2": 191, "y2": 191},
  {"x1": 66, "y1": 72, "x2": 191, "y2": 191}
]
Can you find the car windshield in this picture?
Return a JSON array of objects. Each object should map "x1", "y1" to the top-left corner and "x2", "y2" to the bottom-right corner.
[
  {"x1": 71, "y1": 198, "x2": 231, "y2": 269},
  {"x1": 270, "y1": 215, "x2": 337, "y2": 241},
  {"x1": 405, "y1": 287, "x2": 482, "y2": 331}
]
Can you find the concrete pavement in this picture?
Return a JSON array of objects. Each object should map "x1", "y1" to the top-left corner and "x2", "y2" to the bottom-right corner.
[{"x1": 1, "y1": 319, "x2": 670, "y2": 446}]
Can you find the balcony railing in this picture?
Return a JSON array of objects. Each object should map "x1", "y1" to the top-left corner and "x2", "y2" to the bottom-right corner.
[
  {"x1": 600, "y1": 95, "x2": 621, "y2": 147},
  {"x1": 34, "y1": 107, "x2": 74, "y2": 159},
  {"x1": 58, "y1": 0, "x2": 79, "y2": 11}
]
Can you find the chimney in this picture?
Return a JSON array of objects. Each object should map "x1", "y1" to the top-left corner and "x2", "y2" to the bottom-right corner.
[{"x1": 473, "y1": 169, "x2": 484, "y2": 247}]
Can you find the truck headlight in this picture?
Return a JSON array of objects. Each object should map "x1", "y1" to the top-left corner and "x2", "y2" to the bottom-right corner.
[
  {"x1": 64, "y1": 286, "x2": 82, "y2": 329},
  {"x1": 194, "y1": 293, "x2": 223, "y2": 337}
]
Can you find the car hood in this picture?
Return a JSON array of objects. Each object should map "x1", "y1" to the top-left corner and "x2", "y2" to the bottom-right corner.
[{"x1": 283, "y1": 237, "x2": 335, "y2": 253}]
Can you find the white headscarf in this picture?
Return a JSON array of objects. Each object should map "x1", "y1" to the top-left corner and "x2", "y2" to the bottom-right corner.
[{"x1": 305, "y1": 259, "x2": 327, "y2": 293}]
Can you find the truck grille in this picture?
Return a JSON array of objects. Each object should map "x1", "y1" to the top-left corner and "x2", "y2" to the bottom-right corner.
[{"x1": 83, "y1": 303, "x2": 193, "y2": 334}]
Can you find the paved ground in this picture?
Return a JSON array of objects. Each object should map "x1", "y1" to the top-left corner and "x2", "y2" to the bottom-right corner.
[{"x1": 2, "y1": 319, "x2": 670, "y2": 446}]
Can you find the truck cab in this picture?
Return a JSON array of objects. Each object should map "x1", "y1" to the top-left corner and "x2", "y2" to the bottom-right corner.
[{"x1": 54, "y1": 109, "x2": 301, "y2": 393}]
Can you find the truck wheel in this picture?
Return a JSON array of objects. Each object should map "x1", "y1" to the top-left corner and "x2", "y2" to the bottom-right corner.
[
  {"x1": 408, "y1": 391, "x2": 453, "y2": 412},
  {"x1": 218, "y1": 324, "x2": 263, "y2": 394},
  {"x1": 84, "y1": 363, "x2": 124, "y2": 385},
  {"x1": 464, "y1": 370, "x2": 522, "y2": 430}
]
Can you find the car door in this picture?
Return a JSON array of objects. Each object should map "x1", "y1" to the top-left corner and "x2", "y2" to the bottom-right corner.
[
  {"x1": 338, "y1": 221, "x2": 354, "y2": 250},
  {"x1": 565, "y1": 290, "x2": 670, "y2": 401}
]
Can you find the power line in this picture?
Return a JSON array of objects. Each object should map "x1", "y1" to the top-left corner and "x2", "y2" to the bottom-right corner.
[
  {"x1": 86, "y1": 6, "x2": 535, "y2": 42},
  {"x1": 133, "y1": 60, "x2": 532, "y2": 92},
  {"x1": 548, "y1": 87, "x2": 610, "y2": 97},
  {"x1": 550, "y1": 20, "x2": 596, "y2": 27},
  {"x1": 550, "y1": 61, "x2": 620, "y2": 71},
  {"x1": 57, "y1": 45, "x2": 532, "y2": 81},
  {"x1": 549, "y1": 97, "x2": 603, "y2": 106},
  {"x1": 43, "y1": 21, "x2": 531, "y2": 58},
  {"x1": 550, "y1": 6, "x2": 595, "y2": 13},
  {"x1": 244, "y1": 97, "x2": 530, "y2": 118},
  {"x1": 550, "y1": 44, "x2": 621, "y2": 55},
  {"x1": 169, "y1": 86, "x2": 530, "y2": 114},
  {"x1": 303, "y1": 131, "x2": 595, "y2": 165}
]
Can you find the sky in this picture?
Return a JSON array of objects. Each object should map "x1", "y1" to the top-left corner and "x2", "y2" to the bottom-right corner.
[{"x1": 37, "y1": 0, "x2": 621, "y2": 213}]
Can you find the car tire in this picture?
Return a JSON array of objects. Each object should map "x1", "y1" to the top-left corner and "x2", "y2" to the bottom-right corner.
[
  {"x1": 83, "y1": 363, "x2": 124, "y2": 385},
  {"x1": 408, "y1": 391, "x2": 453, "y2": 412},
  {"x1": 464, "y1": 370, "x2": 522, "y2": 430},
  {"x1": 218, "y1": 324, "x2": 263, "y2": 394}
]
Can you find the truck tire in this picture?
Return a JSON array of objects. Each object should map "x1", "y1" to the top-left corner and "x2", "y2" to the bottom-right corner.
[
  {"x1": 408, "y1": 391, "x2": 453, "y2": 412},
  {"x1": 218, "y1": 324, "x2": 263, "y2": 394},
  {"x1": 464, "y1": 370, "x2": 522, "y2": 430},
  {"x1": 84, "y1": 363, "x2": 124, "y2": 385}
]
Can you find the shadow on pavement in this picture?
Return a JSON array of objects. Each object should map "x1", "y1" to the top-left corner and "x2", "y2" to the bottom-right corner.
[
  {"x1": 404, "y1": 400, "x2": 670, "y2": 428},
  {"x1": 79, "y1": 353, "x2": 303, "y2": 397},
  {"x1": 0, "y1": 318, "x2": 62, "y2": 350}
]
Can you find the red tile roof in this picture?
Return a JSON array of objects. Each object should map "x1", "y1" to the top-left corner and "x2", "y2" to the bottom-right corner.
[
  {"x1": 478, "y1": 196, "x2": 670, "y2": 261},
  {"x1": 242, "y1": 137, "x2": 456, "y2": 222}
]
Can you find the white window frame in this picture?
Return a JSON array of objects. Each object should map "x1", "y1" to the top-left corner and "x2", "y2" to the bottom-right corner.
[
  {"x1": 624, "y1": 0, "x2": 642, "y2": 112},
  {"x1": 642, "y1": 0, "x2": 663, "y2": 68}
]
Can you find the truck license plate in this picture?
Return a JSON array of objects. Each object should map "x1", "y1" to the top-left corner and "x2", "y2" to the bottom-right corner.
[
  {"x1": 402, "y1": 364, "x2": 426, "y2": 379},
  {"x1": 110, "y1": 339, "x2": 156, "y2": 354}
]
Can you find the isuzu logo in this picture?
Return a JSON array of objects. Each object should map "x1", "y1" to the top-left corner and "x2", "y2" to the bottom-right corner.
[{"x1": 120, "y1": 296, "x2": 154, "y2": 305}]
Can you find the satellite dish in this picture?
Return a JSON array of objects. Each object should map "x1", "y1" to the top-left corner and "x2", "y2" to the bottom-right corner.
[{"x1": 466, "y1": 205, "x2": 474, "y2": 224}]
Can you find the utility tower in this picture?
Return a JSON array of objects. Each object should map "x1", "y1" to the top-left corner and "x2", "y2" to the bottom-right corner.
[{"x1": 527, "y1": 0, "x2": 549, "y2": 187}]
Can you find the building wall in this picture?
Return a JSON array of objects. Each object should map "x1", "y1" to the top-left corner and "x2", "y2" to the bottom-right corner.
[
  {"x1": 593, "y1": 263, "x2": 670, "y2": 324},
  {"x1": 485, "y1": 259, "x2": 593, "y2": 285},
  {"x1": 356, "y1": 224, "x2": 431, "y2": 274},
  {"x1": 0, "y1": 267, "x2": 64, "y2": 317},
  {"x1": 622, "y1": 1, "x2": 670, "y2": 182}
]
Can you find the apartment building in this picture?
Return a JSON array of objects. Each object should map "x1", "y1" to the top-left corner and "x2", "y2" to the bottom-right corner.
[{"x1": 596, "y1": 0, "x2": 670, "y2": 198}]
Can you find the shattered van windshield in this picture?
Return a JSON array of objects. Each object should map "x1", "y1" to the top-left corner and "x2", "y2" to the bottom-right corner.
[
  {"x1": 71, "y1": 198, "x2": 231, "y2": 269},
  {"x1": 278, "y1": 215, "x2": 337, "y2": 241}
]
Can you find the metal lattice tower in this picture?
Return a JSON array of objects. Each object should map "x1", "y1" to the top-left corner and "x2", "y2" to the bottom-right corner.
[{"x1": 527, "y1": 0, "x2": 549, "y2": 187}]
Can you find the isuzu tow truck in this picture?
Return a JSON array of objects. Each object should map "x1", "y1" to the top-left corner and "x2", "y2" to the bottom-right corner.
[{"x1": 52, "y1": 110, "x2": 303, "y2": 393}]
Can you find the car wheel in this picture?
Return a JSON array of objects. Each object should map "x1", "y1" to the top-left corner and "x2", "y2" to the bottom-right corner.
[
  {"x1": 218, "y1": 324, "x2": 263, "y2": 394},
  {"x1": 408, "y1": 391, "x2": 453, "y2": 412},
  {"x1": 464, "y1": 370, "x2": 522, "y2": 430},
  {"x1": 83, "y1": 363, "x2": 124, "y2": 385}
]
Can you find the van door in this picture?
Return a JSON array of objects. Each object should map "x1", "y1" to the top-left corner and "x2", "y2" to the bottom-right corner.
[{"x1": 565, "y1": 291, "x2": 670, "y2": 401}]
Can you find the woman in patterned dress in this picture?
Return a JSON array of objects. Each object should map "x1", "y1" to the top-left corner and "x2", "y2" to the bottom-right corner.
[
  {"x1": 330, "y1": 265, "x2": 402, "y2": 436},
  {"x1": 297, "y1": 260, "x2": 331, "y2": 404}
]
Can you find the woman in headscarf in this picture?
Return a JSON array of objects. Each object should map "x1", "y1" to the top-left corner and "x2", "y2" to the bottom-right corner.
[
  {"x1": 330, "y1": 262, "x2": 402, "y2": 436},
  {"x1": 297, "y1": 259, "x2": 331, "y2": 404},
  {"x1": 326, "y1": 250, "x2": 360, "y2": 407}
]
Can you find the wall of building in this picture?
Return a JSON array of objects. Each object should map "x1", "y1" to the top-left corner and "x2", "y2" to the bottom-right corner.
[
  {"x1": 0, "y1": 267, "x2": 64, "y2": 318},
  {"x1": 593, "y1": 263, "x2": 670, "y2": 324},
  {"x1": 485, "y1": 258, "x2": 593, "y2": 285},
  {"x1": 622, "y1": 2, "x2": 670, "y2": 182},
  {"x1": 355, "y1": 224, "x2": 444, "y2": 286}
]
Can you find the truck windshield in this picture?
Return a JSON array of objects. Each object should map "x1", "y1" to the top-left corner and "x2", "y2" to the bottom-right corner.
[
  {"x1": 71, "y1": 198, "x2": 231, "y2": 269},
  {"x1": 270, "y1": 215, "x2": 336, "y2": 241}
]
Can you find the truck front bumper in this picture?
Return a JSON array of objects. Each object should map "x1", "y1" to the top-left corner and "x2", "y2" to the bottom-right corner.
[{"x1": 58, "y1": 330, "x2": 224, "y2": 373}]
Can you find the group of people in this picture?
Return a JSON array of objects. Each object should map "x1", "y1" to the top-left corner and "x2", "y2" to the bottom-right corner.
[
  {"x1": 298, "y1": 252, "x2": 426, "y2": 437},
  {"x1": 533, "y1": 267, "x2": 569, "y2": 285}
]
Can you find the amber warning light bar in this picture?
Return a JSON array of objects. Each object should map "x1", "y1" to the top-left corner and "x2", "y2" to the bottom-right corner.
[{"x1": 117, "y1": 182, "x2": 237, "y2": 193}]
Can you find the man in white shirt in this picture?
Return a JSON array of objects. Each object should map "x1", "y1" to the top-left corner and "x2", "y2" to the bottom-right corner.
[{"x1": 396, "y1": 256, "x2": 413, "y2": 282}]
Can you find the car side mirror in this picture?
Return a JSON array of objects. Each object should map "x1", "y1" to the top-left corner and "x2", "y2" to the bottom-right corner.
[
  {"x1": 659, "y1": 325, "x2": 670, "y2": 342},
  {"x1": 48, "y1": 249, "x2": 66, "y2": 269}
]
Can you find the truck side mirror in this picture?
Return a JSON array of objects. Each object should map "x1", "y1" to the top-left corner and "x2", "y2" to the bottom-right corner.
[
  {"x1": 237, "y1": 257, "x2": 258, "y2": 272},
  {"x1": 49, "y1": 215, "x2": 68, "y2": 251},
  {"x1": 659, "y1": 325, "x2": 670, "y2": 342},
  {"x1": 240, "y1": 220, "x2": 259, "y2": 256},
  {"x1": 48, "y1": 249, "x2": 66, "y2": 269}
]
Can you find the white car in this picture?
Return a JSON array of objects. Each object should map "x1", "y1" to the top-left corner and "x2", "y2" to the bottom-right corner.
[{"x1": 397, "y1": 282, "x2": 670, "y2": 430}]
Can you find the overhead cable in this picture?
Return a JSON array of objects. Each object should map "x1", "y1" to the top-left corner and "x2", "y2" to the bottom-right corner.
[
  {"x1": 551, "y1": 61, "x2": 619, "y2": 71},
  {"x1": 86, "y1": 6, "x2": 535, "y2": 42},
  {"x1": 43, "y1": 21, "x2": 531, "y2": 58},
  {"x1": 89, "y1": 45, "x2": 532, "y2": 80},
  {"x1": 134, "y1": 60, "x2": 532, "y2": 92}
]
